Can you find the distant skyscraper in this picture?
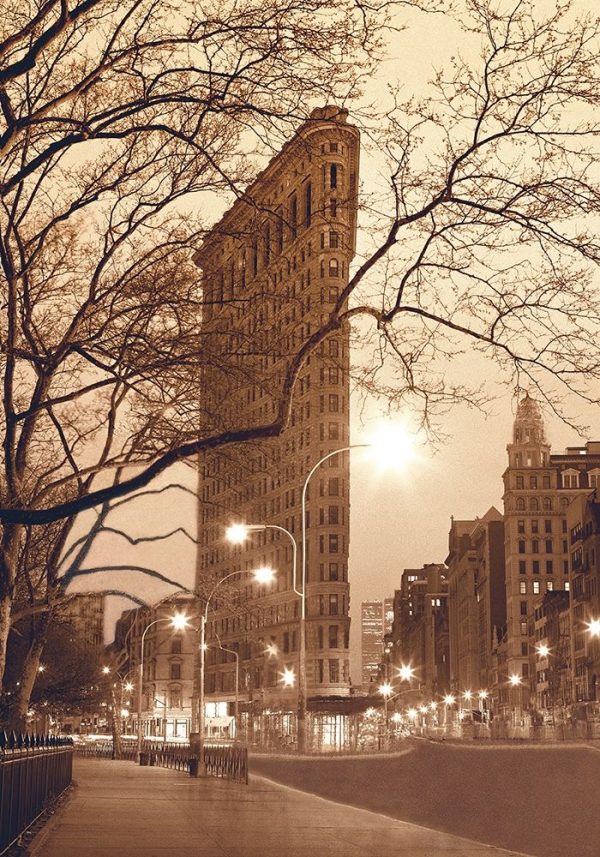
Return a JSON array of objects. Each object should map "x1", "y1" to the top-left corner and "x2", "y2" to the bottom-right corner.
[{"x1": 361, "y1": 601, "x2": 386, "y2": 687}]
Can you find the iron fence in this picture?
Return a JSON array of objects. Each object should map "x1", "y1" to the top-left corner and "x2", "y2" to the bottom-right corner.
[
  {"x1": 74, "y1": 738, "x2": 248, "y2": 783},
  {"x1": 0, "y1": 732, "x2": 73, "y2": 855}
]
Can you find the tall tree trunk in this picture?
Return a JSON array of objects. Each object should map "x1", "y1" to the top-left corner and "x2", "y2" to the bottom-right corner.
[
  {"x1": 110, "y1": 681, "x2": 123, "y2": 759},
  {"x1": 10, "y1": 636, "x2": 47, "y2": 732},
  {"x1": 0, "y1": 591, "x2": 12, "y2": 695}
]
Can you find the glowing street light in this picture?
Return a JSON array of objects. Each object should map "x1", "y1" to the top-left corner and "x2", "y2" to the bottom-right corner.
[
  {"x1": 478, "y1": 690, "x2": 488, "y2": 700},
  {"x1": 265, "y1": 642, "x2": 279, "y2": 657},
  {"x1": 281, "y1": 667, "x2": 296, "y2": 687},
  {"x1": 586, "y1": 618, "x2": 600, "y2": 637},
  {"x1": 509, "y1": 674, "x2": 523, "y2": 687},
  {"x1": 443, "y1": 694, "x2": 456, "y2": 706},
  {"x1": 462, "y1": 690, "x2": 473, "y2": 702},
  {"x1": 102, "y1": 666, "x2": 111, "y2": 675},
  {"x1": 536, "y1": 644, "x2": 551, "y2": 658},
  {"x1": 37, "y1": 664, "x2": 46, "y2": 674},
  {"x1": 407, "y1": 708, "x2": 418, "y2": 721},
  {"x1": 397, "y1": 664, "x2": 416, "y2": 682},
  {"x1": 124, "y1": 681, "x2": 134, "y2": 693},
  {"x1": 378, "y1": 681, "x2": 393, "y2": 698}
]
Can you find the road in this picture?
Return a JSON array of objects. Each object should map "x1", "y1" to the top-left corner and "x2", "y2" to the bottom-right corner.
[{"x1": 250, "y1": 740, "x2": 600, "y2": 857}]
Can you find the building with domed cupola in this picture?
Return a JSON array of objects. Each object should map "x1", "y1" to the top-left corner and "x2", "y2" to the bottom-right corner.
[{"x1": 502, "y1": 394, "x2": 600, "y2": 719}]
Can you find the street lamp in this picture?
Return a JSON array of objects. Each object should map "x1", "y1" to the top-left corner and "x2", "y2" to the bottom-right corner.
[
  {"x1": 135, "y1": 611, "x2": 189, "y2": 761},
  {"x1": 188, "y1": 566, "x2": 276, "y2": 774},
  {"x1": 397, "y1": 664, "x2": 416, "y2": 682},
  {"x1": 378, "y1": 681, "x2": 393, "y2": 740},
  {"x1": 585, "y1": 618, "x2": 600, "y2": 637},
  {"x1": 214, "y1": 633, "x2": 240, "y2": 739}
]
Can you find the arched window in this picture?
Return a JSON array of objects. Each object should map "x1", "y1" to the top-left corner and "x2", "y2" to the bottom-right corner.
[
  {"x1": 560, "y1": 496, "x2": 569, "y2": 508},
  {"x1": 328, "y1": 258, "x2": 339, "y2": 277},
  {"x1": 543, "y1": 497, "x2": 553, "y2": 510},
  {"x1": 562, "y1": 469, "x2": 579, "y2": 488},
  {"x1": 530, "y1": 498, "x2": 539, "y2": 511},
  {"x1": 516, "y1": 498, "x2": 525, "y2": 511}
]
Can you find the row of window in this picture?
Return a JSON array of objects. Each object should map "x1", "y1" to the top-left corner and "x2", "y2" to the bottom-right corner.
[
  {"x1": 513, "y1": 469, "x2": 600, "y2": 489},
  {"x1": 519, "y1": 579, "x2": 563, "y2": 595},
  {"x1": 517, "y1": 518, "x2": 567, "y2": 535},
  {"x1": 518, "y1": 558, "x2": 569, "y2": 575}
]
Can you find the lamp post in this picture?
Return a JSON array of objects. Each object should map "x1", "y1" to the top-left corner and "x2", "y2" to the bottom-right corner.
[
  {"x1": 135, "y1": 611, "x2": 189, "y2": 762},
  {"x1": 378, "y1": 681, "x2": 393, "y2": 746},
  {"x1": 214, "y1": 634, "x2": 240, "y2": 739},
  {"x1": 229, "y1": 426, "x2": 416, "y2": 753},
  {"x1": 190, "y1": 566, "x2": 276, "y2": 775},
  {"x1": 509, "y1": 673, "x2": 523, "y2": 729}
]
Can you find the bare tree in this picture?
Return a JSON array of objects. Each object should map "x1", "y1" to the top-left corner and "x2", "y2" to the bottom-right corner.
[
  {"x1": 0, "y1": 0, "x2": 392, "y2": 685},
  {"x1": 1, "y1": 0, "x2": 600, "y2": 691}
]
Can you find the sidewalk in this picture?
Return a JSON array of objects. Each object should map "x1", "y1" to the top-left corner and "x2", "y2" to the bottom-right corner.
[{"x1": 29, "y1": 758, "x2": 529, "y2": 857}]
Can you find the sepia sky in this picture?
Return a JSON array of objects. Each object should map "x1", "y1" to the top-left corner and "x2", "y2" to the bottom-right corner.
[{"x1": 66, "y1": 0, "x2": 600, "y2": 680}]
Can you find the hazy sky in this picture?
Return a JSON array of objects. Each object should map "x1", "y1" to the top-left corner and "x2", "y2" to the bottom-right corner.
[{"x1": 65, "y1": 0, "x2": 600, "y2": 680}]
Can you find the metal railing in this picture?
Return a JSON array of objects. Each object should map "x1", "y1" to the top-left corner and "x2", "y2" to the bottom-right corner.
[
  {"x1": 0, "y1": 732, "x2": 73, "y2": 855},
  {"x1": 74, "y1": 738, "x2": 248, "y2": 784},
  {"x1": 203, "y1": 743, "x2": 248, "y2": 783}
]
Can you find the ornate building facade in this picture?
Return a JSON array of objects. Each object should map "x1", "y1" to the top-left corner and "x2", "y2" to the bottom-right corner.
[
  {"x1": 502, "y1": 395, "x2": 600, "y2": 712},
  {"x1": 194, "y1": 107, "x2": 360, "y2": 726}
]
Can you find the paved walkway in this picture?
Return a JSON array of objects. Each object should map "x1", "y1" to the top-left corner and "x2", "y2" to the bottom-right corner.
[{"x1": 29, "y1": 758, "x2": 530, "y2": 857}]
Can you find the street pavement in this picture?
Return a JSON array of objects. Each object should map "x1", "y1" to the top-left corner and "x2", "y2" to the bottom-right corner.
[
  {"x1": 251, "y1": 740, "x2": 600, "y2": 857},
  {"x1": 29, "y1": 758, "x2": 529, "y2": 857}
]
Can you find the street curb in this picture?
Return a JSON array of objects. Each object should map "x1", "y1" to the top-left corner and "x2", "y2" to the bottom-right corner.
[{"x1": 250, "y1": 746, "x2": 414, "y2": 761}]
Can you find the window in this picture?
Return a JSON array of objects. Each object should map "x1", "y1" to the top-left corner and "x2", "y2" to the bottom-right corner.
[
  {"x1": 520, "y1": 581, "x2": 527, "y2": 594},
  {"x1": 516, "y1": 498, "x2": 525, "y2": 511},
  {"x1": 543, "y1": 474, "x2": 551, "y2": 488},
  {"x1": 521, "y1": 643, "x2": 529, "y2": 657},
  {"x1": 543, "y1": 497, "x2": 553, "y2": 510},
  {"x1": 533, "y1": 581, "x2": 540, "y2": 594},
  {"x1": 328, "y1": 258, "x2": 339, "y2": 277},
  {"x1": 328, "y1": 477, "x2": 339, "y2": 496},
  {"x1": 589, "y1": 469, "x2": 600, "y2": 488},
  {"x1": 545, "y1": 540, "x2": 553, "y2": 553},
  {"x1": 305, "y1": 182, "x2": 312, "y2": 226},
  {"x1": 544, "y1": 519, "x2": 552, "y2": 534},
  {"x1": 171, "y1": 638, "x2": 182, "y2": 654},
  {"x1": 328, "y1": 394, "x2": 339, "y2": 412},
  {"x1": 289, "y1": 193, "x2": 298, "y2": 240},
  {"x1": 533, "y1": 560, "x2": 540, "y2": 574},
  {"x1": 562, "y1": 469, "x2": 579, "y2": 488},
  {"x1": 521, "y1": 621, "x2": 528, "y2": 635},
  {"x1": 318, "y1": 660, "x2": 324, "y2": 682},
  {"x1": 520, "y1": 601, "x2": 528, "y2": 616},
  {"x1": 518, "y1": 540, "x2": 526, "y2": 554},
  {"x1": 546, "y1": 581, "x2": 554, "y2": 591},
  {"x1": 330, "y1": 164, "x2": 338, "y2": 188},
  {"x1": 329, "y1": 534, "x2": 339, "y2": 553},
  {"x1": 329, "y1": 231, "x2": 339, "y2": 249},
  {"x1": 530, "y1": 498, "x2": 539, "y2": 511},
  {"x1": 546, "y1": 560, "x2": 554, "y2": 575},
  {"x1": 318, "y1": 626, "x2": 324, "y2": 647},
  {"x1": 531, "y1": 520, "x2": 539, "y2": 534},
  {"x1": 329, "y1": 625, "x2": 338, "y2": 648},
  {"x1": 330, "y1": 198, "x2": 337, "y2": 218},
  {"x1": 329, "y1": 505, "x2": 339, "y2": 524},
  {"x1": 519, "y1": 560, "x2": 526, "y2": 575},
  {"x1": 530, "y1": 476, "x2": 538, "y2": 488},
  {"x1": 169, "y1": 685, "x2": 182, "y2": 709},
  {"x1": 532, "y1": 539, "x2": 539, "y2": 553},
  {"x1": 329, "y1": 562, "x2": 339, "y2": 581},
  {"x1": 170, "y1": 662, "x2": 181, "y2": 680},
  {"x1": 517, "y1": 520, "x2": 525, "y2": 534},
  {"x1": 328, "y1": 422, "x2": 339, "y2": 440},
  {"x1": 329, "y1": 659, "x2": 339, "y2": 683},
  {"x1": 516, "y1": 476, "x2": 524, "y2": 489},
  {"x1": 329, "y1": 594, "x2": 339, "y2": 615}
]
